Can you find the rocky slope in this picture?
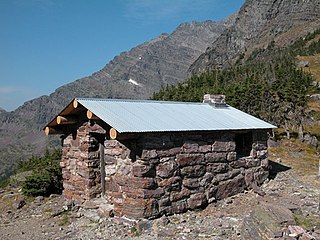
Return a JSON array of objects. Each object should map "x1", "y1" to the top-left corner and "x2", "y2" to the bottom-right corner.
[
  {"x1": 0, "y1": 17, "x2": 235, "y2": 181},
  {"x1": 189, "y1": 0, "x2": 320, "y2": 73}
]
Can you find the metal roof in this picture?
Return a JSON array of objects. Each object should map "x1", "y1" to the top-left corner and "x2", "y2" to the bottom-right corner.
[{"x1": 75, "y1": 98, "x2": 276, "y2": 133}]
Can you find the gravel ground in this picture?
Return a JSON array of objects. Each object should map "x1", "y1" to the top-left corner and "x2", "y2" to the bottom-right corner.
[{"x1": 1, "y1": 161, "x2": 319, "y2": 240}]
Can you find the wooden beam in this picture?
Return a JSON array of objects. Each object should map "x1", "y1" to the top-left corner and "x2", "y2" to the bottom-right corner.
[
  {"x1": 73, "y1": 99, "x2": 79, "y2": 108},
  {"x1": 87, "y1": 110, "x2": 99, "y2": 120},
  {"x1": 100, "y1": 143, "x2": 106, "y2": 197},
  {"x1": 44, "y1": 127, "x2": 64, "y2": 135},
  {"x1": 108, "y1": 128, "x2": 138, "y2": 140},
  {"x1": 57, "y1": 115, "x2": 78, "y2": 125},
  {"x1": 109, "y1": 128, "x2": 117, "y2": 140}
]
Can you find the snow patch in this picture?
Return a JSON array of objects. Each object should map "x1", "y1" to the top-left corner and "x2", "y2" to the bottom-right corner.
[{"x1": 128, "y1": 78, "x2": 140, "y2": 86}]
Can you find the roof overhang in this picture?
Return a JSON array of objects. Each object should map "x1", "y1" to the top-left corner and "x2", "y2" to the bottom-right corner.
[
  {"x1": 44, "y1": 98, "x2": 97, "y2": 135},
  {"x1": 44, "y1": 98, "x2": 277, "y2": 139}
]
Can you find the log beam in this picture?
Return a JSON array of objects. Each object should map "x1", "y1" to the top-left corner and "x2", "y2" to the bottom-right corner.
[
  {"x1": 109, "y1": 128, "x2": 117, "y2": 139},
  {"x1": 73, "y1": 99, "x2": 79, "y2": 108},
  {"x1": 45, "y1": 127, "x2": 64, "y2": 135},
  {"x1": 57, "y1": 115, "x2": 78, "y2": 125},
  {"x1": 87, "y1": 110, "x2": 99, "y2": 120},
  {"x1": 109, "y1": 128, "x2": 138, "y2": 140}
]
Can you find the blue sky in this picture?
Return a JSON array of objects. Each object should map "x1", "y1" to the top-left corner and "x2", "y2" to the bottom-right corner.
[{"x1": 0, "y1": 0, "x2": 244, "y2": 111}]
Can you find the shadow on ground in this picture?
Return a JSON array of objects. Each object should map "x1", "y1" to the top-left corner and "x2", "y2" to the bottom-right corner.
[{"x1": 268, "y1": 160, "x2": 291, "y2": 179}]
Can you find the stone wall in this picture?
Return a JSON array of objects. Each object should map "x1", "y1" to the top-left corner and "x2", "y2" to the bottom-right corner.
[
  {"x1": 61, "y1": 122, "x2": 105, "y2": 204},
  {"x1": 60, "y1": 122, "x2": 270, "y2": 218},
  {"x1": 103, "y1": 130, "x2": 270, "y2": 219}
]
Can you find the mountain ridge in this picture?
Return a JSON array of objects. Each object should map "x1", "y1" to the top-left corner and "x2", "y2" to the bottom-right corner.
[{"x1": 189, "y1": 0, "x2": 320, "y2": 73}]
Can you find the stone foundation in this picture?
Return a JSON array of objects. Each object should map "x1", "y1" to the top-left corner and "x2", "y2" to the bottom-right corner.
[{"x1": 61, "y1": 122, "x2": 270, "y2": 219}]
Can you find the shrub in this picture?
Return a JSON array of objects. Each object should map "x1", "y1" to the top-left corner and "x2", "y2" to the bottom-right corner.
[{"x1": 21, "y1": 149, "x2": 63, "y2": 196}]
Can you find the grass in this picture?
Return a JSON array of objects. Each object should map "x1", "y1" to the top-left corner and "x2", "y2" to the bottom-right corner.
[
  {"x1": 0, "y1": 178, "x2": 10, "y2": 189},
  {"x1": 0, "y1": 198, "x2": 14, "y2": 213},
  {"x1": 269, "y1": 139, "x2": 319, "y2": 179},
  {"x1": 297, "y1": 53, "x2": 320, "y2": 82},
  {"x1": 58, "y1": 211, "x2": 71, "y2": 226},
  {"x1": 130, "y1": 226, "x2": 141, "y2": 237},
  {"x1": 307, "y1": 101, "x2": 320, "y2": 113},
  {"x1": 304, "y1": 122, "x2": 320, "y2": 138},
  {"x1": 294, "y1": 213, "x2": 320, "y2": 230}
]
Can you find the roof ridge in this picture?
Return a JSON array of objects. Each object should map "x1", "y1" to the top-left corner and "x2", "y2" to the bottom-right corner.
[{"x1": 75, "y1": 98, "x2": 205, "y2": 105}]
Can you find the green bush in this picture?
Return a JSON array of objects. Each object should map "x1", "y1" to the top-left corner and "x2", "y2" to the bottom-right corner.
[
  {"x1": 0, "y1": 178, "x2": 10, "y2": 189},
  {"x1": 21, "y1": 149, "x2": 63, "y2": 196}
]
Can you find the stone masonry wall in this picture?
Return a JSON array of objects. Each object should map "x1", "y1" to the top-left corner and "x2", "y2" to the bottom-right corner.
[
  {"x1": 104, "y1": 130, "x2": 270, "y2": 219},
  {"x1": 61, "y1": 122, "x2": 105, "y2": 204}
]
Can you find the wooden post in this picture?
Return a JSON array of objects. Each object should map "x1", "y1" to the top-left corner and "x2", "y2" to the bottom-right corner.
[
  {"x1": 100, "y1": 143, "x2": 106, "y2": 197},
  {"x1": 318, "y1": 158, "x2": 320, "y2": 177}
]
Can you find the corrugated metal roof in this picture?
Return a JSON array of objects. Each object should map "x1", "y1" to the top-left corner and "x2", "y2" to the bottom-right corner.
[{"x1": 76, "y1": 98, "x2": 276, "y2": 133}]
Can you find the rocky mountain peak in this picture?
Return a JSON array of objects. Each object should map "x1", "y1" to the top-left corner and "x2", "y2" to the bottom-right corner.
[
  {"x1": 0, "y1": 107, "x2": 6, "y2": 113},
  {"x1": 189, "y1": 0, "x2": 320, "y2": 74}
]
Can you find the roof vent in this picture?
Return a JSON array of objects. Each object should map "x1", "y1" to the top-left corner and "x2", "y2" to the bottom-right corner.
[{"x1": 203, "y1": 94, "x2": 226, "y2": 108}]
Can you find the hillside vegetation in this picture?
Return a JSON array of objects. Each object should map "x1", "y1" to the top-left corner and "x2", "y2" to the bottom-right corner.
[
  {"x1": 297, "y1": 53, "x2": 320, "y2": 82},
  {"x1": 0, "y1": 150, "x2": 63, "y2": 197},
  {"x1": 153, "y1": 29, "x2": 320, "y2": 137}
]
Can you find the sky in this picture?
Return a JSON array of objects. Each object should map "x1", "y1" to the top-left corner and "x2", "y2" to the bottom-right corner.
[{"x1": 0, "y1": 0, "x2": 245, "y2": 111}]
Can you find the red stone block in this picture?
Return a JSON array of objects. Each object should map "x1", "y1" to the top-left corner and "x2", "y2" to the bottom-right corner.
[
  {"x1": 171, "y1": 199, "x2": 187, "y2": 214},
  {"x1": 187, "y1": 192, "x2": 207, "y2": 209},
  {"x1": 141, "y1": 149, "x2": 158, "y2": 160},
  {"x1": 176, "y1": 154, "x2": 205, "y2": 167},
  {"x1": 230, "y1": 159, "x2": 246, "y2": 168},
  {"x1": 227, "y1": 152, "x2": 237, "y2": 161},
  {"x1": 198, "y1": 144, "x2": 212, "y2": 153},
  {"x1": 156, "y1": 160, "x2": 178, "y2": 178},
  {"x1": 157, "y1": 147, "x2": 181, "y2": 157},
  {"x1": 183, "y1": 178, "x2": 200, "y2": 189},
  {"x1": 123, "y1": 187, "x2": 165, "y2": 199},
  {"x1": 212, "y1": 141, "x2": 236, "y2": 152},
  {"x1": 205, "y1": 152, "x2": 227, "y2": 163},
  {"x1": 158, "y1": 176, "x2": 181, "y2": 192},
  {"x1": 114, "y1": 197, "x2": 159, "y2": 219},
  {"x1": 216, "y1": 175, "x2": 245, "y2": 200},
  {"x1": 114, "y1": 175, "x2": 156, "y2": 189},
  {"x1": 206, "y1": 163, "x2": 229, "y2": 173},
  {"x1": 132, "y1": 163, "x2": 155, "y2": 177},
  {"x1": 181, "y1": 165, "x2": 206, "y2": 178},
  {"x1": 170, "y1": 187, "x2": 191, "y2": 202},
  {"x1": 110, "y1": 192, "x2": 124, "y2": 205},
  {"x1": 182, "y1": 142, "x2": 199, "y2": 153},
  {"x1": 105, "y1": 177, "x2": 120, "y2": 192}
]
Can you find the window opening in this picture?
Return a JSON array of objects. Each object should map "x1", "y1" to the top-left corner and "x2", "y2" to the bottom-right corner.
[{"x1": 235, "y1": 132, "x2": 253, "y2": 158}]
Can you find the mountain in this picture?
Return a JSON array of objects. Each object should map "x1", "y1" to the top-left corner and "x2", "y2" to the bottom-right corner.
[
  {"x1": 0, "y1": 107, "x2": 6, "y2": 114},
  {"x1": 0, "y1": 17, "x2": 235, "y2": 181},
  {"x1": 189, "y1": 0, "x2": 320, "y2": 74},
  {"x1": 50, "y1": 17, "x2": 235, "y2": 107}
]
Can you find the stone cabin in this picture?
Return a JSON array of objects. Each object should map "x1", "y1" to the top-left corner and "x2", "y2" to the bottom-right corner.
[{"x1": 44, "y1": 94, "x2": 276, "y2": 219}]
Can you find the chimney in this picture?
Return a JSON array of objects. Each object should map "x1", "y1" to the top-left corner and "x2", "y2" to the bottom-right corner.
[{"x1": 203, "y1": 94, "x2": 226, "y2": 108}]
